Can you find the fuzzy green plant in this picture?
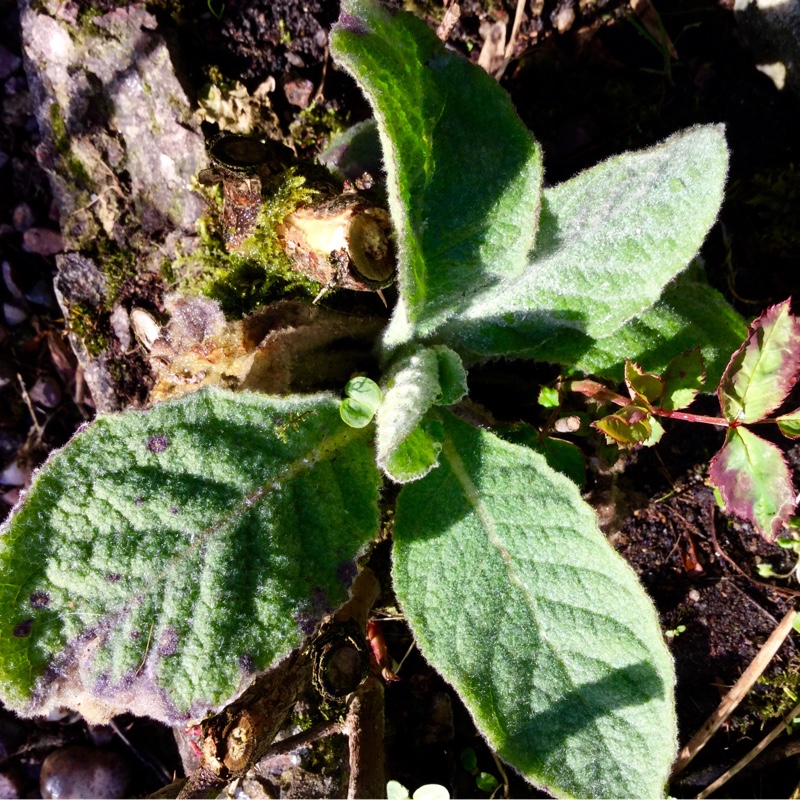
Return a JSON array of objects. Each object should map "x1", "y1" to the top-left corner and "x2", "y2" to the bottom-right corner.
[{"x1": 0, "y1": 1, "x2": 751, "y2": 797}]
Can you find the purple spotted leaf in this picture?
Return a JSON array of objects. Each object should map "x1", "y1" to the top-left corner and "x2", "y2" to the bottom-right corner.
[
  {"x1": 660, "y1": 347, "x2": 705, "y2": 411},
  {"x1": 0, "y1": 389, "x2": 380, "y2": 724}
]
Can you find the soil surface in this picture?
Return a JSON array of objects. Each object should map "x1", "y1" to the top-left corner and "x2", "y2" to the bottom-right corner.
[{"x1": 2, "y1": 0, "x2": 800, "y2": 797}]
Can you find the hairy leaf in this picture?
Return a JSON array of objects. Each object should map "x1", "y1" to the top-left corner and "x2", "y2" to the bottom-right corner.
[
  {"x1": 376, "y1": 345, "x2": 465, "y2": 482},
  {"x1": 558, "y1": 276, "x2": 745, "y2": 387},
  {"x1": 331, "y1": 0, "x2": 543, "y2": 335},
  {"x1": 0, "y1": 389, "x2": 380, "y2": 724},
  {"x1": 384, "y1": 126, "x2": 727, "y2": 355},
  {"x1": 661, "y1": 347, "x2": 705, "y2": 411},
  {"x1": 393, "y1": 412, "x2": 677, "y2": 798},
  {"x1": 709, "y1": 425, "x2": 796, "y2": 540},
  {"x1": 718, "y1": 300, "x2": 800, "y2": 424}
]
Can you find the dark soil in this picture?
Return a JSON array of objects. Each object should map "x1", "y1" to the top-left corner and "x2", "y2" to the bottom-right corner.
[{"x1": 3, "y1": 0, "x2": 800, "y2": 797}]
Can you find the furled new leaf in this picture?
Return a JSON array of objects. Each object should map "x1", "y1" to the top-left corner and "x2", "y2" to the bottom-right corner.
[
  {"x1": 376, "y1": 345, "x2": 465, "y2": 482},
  {"x1": 718, "y1": 299, "x2": 800, "y2": 424},
  {"x1": 393, "y1": 412, "x2": 677, "y2": 798},
  {"x1": 331, "y1": 0, "x2": 543, "y2": 335},
  {"x1": 0, "y1": 389, "x2": 380, "y2": 724},
  {"x1": 709, "y1": 425, "x2": 795, "y2": 540}
]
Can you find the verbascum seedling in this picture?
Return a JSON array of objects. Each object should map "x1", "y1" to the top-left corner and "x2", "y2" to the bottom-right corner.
[{"x1": 0, "y1": 0, "x2": 749, "y2": 797}]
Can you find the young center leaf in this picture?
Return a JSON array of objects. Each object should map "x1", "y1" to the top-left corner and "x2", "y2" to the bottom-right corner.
[
  {"x1": 392, "y1": 412, "x2": 677, "y2": 799},
  {"x1": 709, "y1": 426, "x2": 796, "y2": 540},
  {"x1": 423, "y1": 128, "x2": 731, "y2": 365},
  {"x1": 718, "y1": 299, "x2": 800, "y2": 424},
  {"x1": 330, "y1": 0, "x2": 543, "y2": 335},
  {"x1": 0, "y1": 389, "x2": 380, "y2": 724},
  {"x1": 376, "y1": 345, "x2": 467, "y2": 482}
]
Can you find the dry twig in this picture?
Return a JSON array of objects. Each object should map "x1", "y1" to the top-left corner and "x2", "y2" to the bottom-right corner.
[{"x1": 671, "y1": 607, "x2": 797, "y2": 779}]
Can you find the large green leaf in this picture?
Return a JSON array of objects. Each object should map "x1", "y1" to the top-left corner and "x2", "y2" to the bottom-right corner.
[
  {"x1": 0, "y1": 389, "x2": 380, "y2": 724},
  {"x1": 393, "y1": 412, "x2": 676, "y2": 798},
  {"x1": 384, "y1": 127, "x2": 729, "y2": 360},
  {"x1": 331, "y1": 0, "x2": 543, "y2": 335},
  {"x1": 429, "y1": 268, "x2": 745, "y2": 389}
]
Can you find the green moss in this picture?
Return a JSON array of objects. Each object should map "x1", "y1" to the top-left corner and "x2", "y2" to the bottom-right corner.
[
  {"x1": 168, "y1": 169, "x2": 319, "y2": 319},
  {"x1": 742, "y1": 657, "x2": 800, "y2": 727},
  {"x1": 66, "y1": 300, "x2": 110, "y2": 357},
  {"x1": 48, "y1": 102, "x2": 94, "y2": 189},
  {"x1": 290, "y1": 104, "x2": 350, "y2": 152}
]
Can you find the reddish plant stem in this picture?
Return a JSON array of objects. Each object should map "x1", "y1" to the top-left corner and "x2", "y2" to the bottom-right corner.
[{"x1": 650, "y1": 408, "x2": 731, "y2": 427}]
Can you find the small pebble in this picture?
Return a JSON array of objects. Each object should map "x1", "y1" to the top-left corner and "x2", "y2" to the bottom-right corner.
[
  {"x1": 2, "y1": 262, "x2": 23, "y2": 301},
  {"x1": 283, "y1": 77, "x2": 315, "y2": 108},
  {"x1": 688, "y1": 589, "x2": 701, "y2": 602},
  {"x1": 29, "y1": 376, "x2": 62, "y2": 409},
  {"x1": 22, "y1": 228, "x2": 63, "y2": 256},
  {"x1": 0, "y1": 45, "x2": 21, "y2": 80},
  {"x1": 0, "y1": 462, "x2": 25, "y2": 487},
  {"x1": 40, "y1": 745, "x2": 131, "y2": 799},
  {"x1": 286, "y1": 51, "x2": 306, "y2": 68},
  {"x1": 2, "y1": 304, "x2": 27, "y2": 326},
  {"x1": 12, "y1": 203, "x2": 34, "y2": 233},
  {"x1": 0, "y1": 766, "x2": 22, "y2": 798}
]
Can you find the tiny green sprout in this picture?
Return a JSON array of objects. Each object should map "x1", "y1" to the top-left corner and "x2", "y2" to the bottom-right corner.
[
  {"x1": 340, "y1": 376, "x2": 382, "y2": 428},
  {"x1": 476, "y1": 772, "x2": 500, "y2": 793},
  {"x1": 664, "y1": 624, "x2": 686, "y2": 639},
  {"x1": 538, "y1": 386, "x2": 560, "y2": 408},
  {"x1": 460, "y1": 747, "x2": 478, "y2": 772},
  {"x1": 777, "y1": 536, "x2": 800, "y2": 551},
  {"x1": 386, "y1": 781, "x2": 450, "y2": 800},
  {"x1": 757, "y1": 563, "x2": 778, "y2": 578}
]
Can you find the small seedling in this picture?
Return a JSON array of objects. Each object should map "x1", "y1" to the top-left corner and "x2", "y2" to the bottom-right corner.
[
  {"x1": 387, "y1": 780, "x2": 450, "y2": 800},
  {"x1": 665, "y1": 625, "x2": 687, "y2": 639}
]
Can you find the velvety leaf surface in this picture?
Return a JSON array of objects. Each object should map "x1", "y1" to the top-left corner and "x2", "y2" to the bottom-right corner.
[
  {"x1": 718, "y1": 300, "x2": 800, "y2": 424},
  {"x1": 331, "y1": 0, "x2": 543, "y2": 334},
  {"x1": 390, "y1": 129, "x2": 731, "y2": 363},
  {"x1": 709, "y1": 426, "x2": 796, "y2": 540},
  {"x1": 393, "y1": 412, "x2": 677, "y2": 798},
  {"x1": 0, "y1": 389, "x2": 380, "y2": 724},
  {"x1": 376, "y1": 345, "x2": 465, "y2": 482}
]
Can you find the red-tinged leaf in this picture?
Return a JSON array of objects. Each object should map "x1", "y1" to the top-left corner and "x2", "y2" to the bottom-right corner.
[
  {"x1": 718, "y1": 300, "x2": 800, "y2": 423},
  {"x1": 594, "y1": 404, "x2": 653, "y2": 447},
  {"x1": 708, "y1": 426, "x2": 796, "y2": 540},
  {"x1": 661, "y1": 347, "x2": 705, "y2": 411},
  {"x1": 777, "y1": 408, "x2": 800, "y2": 439},
  {"x1": 625, "y1": 361, "x2": 664, "y2": 406},
  {"x1": 568, "y1": 379, "x2": 628, "y2": 406}
]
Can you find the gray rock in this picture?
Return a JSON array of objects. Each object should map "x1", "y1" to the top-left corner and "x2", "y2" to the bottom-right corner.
[{"x1": 20, "y1": 0, "x2": 208, "y2": 410}]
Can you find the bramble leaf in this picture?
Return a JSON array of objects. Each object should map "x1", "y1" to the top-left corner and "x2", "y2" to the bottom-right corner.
[
  {"x1": 594, "y1": 404, "x2": 654, "y2": 448},
  {"x1": 625, "y1": 361, "x2": 664, "y2": 405},
  {"x1": 0, "y1": 389, "x2": 380, "y2": 724},
  {"x1": 331, "y1": 0, "x2": 543, "y2": 335},
  {"x1": 708, "y1": 425, "x2": 796, "y2": 540},
  {"x1": 777, "y1": 407, "x2": 800, "y2": 439},
  {"x1": 393, "y1": 412, "x2": 677, "y2": 798},
  {"x1": 718, "y1": 300, "x2": 800, "y2": 424},
  {"x1": 661, "y1": 347, "x2": 705, "y2": 411}
]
